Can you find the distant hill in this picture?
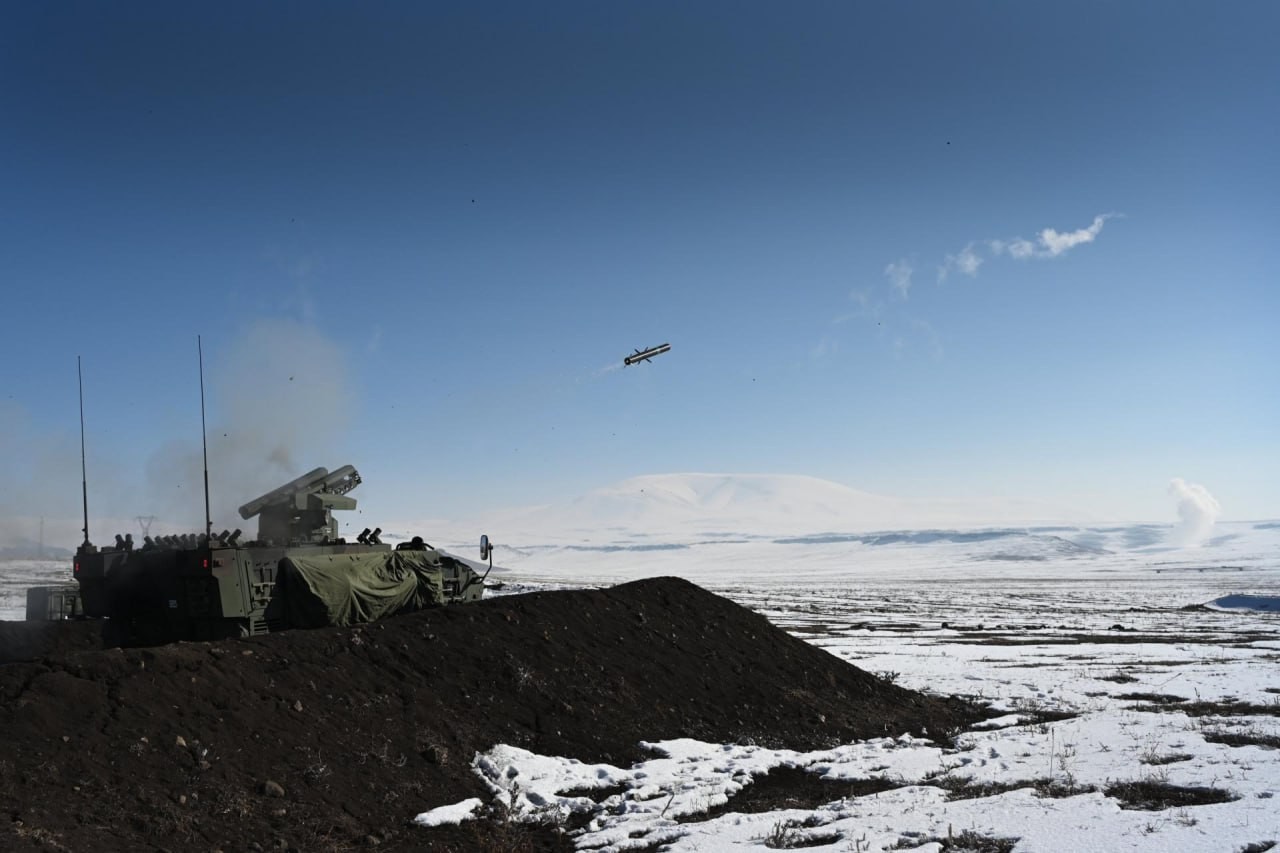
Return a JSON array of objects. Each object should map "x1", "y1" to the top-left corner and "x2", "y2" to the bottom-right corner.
[
  {"x1": 437, "y1": 472, "x2": 1096, "y2": 542},
  {"x1": 0, "y1": 543, "x2": 72, "y2": 561}
]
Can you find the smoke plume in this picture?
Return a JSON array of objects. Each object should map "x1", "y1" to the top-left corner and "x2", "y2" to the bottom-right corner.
[
  {"x1": 145, "y1": 319, "x2": 354, "y2": 532},
  {"x1": 1168, "y1": 477, "x2": 1220, "y2": 545}
]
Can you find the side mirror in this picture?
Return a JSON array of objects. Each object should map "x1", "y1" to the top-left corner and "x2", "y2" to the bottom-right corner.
[{"x1": 480, "y1": 534, "x2": 492, "y2": 560}]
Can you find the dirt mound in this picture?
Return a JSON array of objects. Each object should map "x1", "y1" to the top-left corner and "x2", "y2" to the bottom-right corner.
[
  {"x1": 0, "y1": 619, "x2": 101, "y2": 664},
  {"x1": 0, "y1": 577, "x2": 983, "y2": 851}
]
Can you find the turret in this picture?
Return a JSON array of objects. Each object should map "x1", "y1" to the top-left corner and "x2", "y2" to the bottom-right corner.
[{"x1": 237, "y1": 465, "x2": 362, "y2": 545}]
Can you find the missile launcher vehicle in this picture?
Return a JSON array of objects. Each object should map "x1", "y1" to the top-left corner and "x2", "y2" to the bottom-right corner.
[{"x1": 65, "y1": 465, "x2": 490, "y2": 647}]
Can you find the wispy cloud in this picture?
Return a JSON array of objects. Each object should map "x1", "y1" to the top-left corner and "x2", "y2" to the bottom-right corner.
[
  {"x1": 987, "y1": 238, "x2": 1031, "y2": 259},
  {"x1": 810, "y1": 336, "x2": 838, "y2": 360},
  {"x1": 887, "y1": 317, "x2": 944, "y2": 360},
  {"x1": 932, "y1": 213, "x2": 1120, "y2": 285},
  {"x1": 827, "y1": 213, "x2": 1116, "y2": 364},
  {"x1": 990, "y1": 214, "x2": 1118, "y2": 261},
  {"x1": 884, "y1": 260, "x2": 913, "y2": 300},
  {"x1": 937, "y1": 242, "x2": 982, "y2": 283},
  {"x1": 909, "y1": 317, "x2": 944, "y2": 360},
  {"x1": 1039, "y1": 214, "x2": 1113, "y2": 256},
  {"x1": 834, "y1": 288, "x2": 883, "y2": 325}
]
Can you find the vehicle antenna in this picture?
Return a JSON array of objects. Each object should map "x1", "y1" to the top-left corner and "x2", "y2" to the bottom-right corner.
[
  {"x1": 78, "y1": 355, "x2": 90, "y2": 548},
  {"x1": 198, "y1": 335, "x2": 212, "y2": 540}
]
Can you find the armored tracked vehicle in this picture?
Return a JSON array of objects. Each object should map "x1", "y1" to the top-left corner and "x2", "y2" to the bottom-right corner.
[{"x1": 66, "y1": 465, "x2": 491, "y2": 647}]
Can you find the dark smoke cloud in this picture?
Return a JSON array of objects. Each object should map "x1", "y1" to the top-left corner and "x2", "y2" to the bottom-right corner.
[{"x1": 144, "y1": 319, "x2": 354, "y2": 532}]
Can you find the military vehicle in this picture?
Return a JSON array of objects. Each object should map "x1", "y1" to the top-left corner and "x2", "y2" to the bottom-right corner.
[{"x1": 62, "y1": 465, "x2": 492, "y2": 647}]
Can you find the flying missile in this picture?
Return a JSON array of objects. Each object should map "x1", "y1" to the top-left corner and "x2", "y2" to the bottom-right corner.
[{"x1": 623, "y1": 342, "x2": 671, "y2": 366}]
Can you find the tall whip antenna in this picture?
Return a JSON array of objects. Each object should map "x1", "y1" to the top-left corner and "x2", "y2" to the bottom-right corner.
[
  {"x1": 198, "y1": 336, "x2": 212, "y2": 540},
  {"x1": 78, "y1": 355, "x2": 90, "y2": 547}
]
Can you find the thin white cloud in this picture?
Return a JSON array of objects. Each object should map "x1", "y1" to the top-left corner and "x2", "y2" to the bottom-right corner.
[
  {"x1": 1039, "y1": 214, "x2": 1113, "y2": 256},
  {"x1": 884, "y1": 260, "x2": 913, "y2": 300},
  {"x1": 909, "y1": 317, "x2": 943, "y2": 359},
  {"x1": 937, "y1": 243, "x2": 982, "y2": 283},
  {"x1": 848, "y1": 213, "x2": 1115, "y2": 360},
  {"x1": 835, "y1": 288, "x2": 883, "y2": 324},
  {"x1": 955, "y1": 244, "x2": 982, "y2": 276},
  {"x1": 990, "y1": 214, "x2": 1118, "y2": 261},
  {"x1": 1006, "y1": 239, "x2": 1037, "y2": 259},
  {"x1": 810, "y1": 336, "x2": 838, "y2": 359}
]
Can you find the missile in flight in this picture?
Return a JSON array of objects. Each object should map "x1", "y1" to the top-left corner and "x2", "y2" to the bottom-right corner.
[{"x1": 623, "y1": 342, "x2": 671, "y2": 366}]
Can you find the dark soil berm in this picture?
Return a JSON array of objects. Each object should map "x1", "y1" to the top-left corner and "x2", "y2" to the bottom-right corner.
[{"x1": 0, "y1": 576, "x2": 986, "y2": 851}]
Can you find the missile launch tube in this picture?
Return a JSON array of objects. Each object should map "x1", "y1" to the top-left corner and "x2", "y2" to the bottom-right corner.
[{"x1": 238, "y1": 467, "x2": 329, "y2": 519}]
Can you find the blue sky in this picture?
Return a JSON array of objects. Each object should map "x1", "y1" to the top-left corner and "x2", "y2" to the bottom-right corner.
[{"x1": 3, "y1": 1, "x2": 1277, "y2": 538}]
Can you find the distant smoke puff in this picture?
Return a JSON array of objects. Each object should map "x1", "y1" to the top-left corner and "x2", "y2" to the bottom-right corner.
[{"x1": 1168, "y1": 478, "x2": 1220, "y2": 545}]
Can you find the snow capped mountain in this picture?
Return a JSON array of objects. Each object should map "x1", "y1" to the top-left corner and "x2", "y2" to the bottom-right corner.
[
  {"x1": 378, "y1": 472, "x2": 1280, "y2": 590},
  {"x1": 563, "y1": 473, "x2": 899, "y2": 534},
  {"x1": 429, "y1": 472, "x2": 1097, "y2": 544}
]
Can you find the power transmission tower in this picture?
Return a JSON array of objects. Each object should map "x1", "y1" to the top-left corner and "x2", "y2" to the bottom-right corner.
[{"x1": 136, "y1": 515, "x2": 157, "y2": 539}]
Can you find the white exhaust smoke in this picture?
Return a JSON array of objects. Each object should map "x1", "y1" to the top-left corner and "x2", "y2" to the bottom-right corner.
[{"x1": 1168, "y1": 478, "x2": 1220, "y2": 545}]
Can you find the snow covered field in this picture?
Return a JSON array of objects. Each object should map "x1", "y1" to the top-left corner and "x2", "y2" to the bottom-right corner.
[
  {"x1": 0, "y1": 558, "x2": 76, "y2": 621},
  {"x1": 428, "y1": 519, "x2": 1280, "y2": 852},
  {"x1": 4, "y1": 518, "x2": 1278, "y2": 851}
]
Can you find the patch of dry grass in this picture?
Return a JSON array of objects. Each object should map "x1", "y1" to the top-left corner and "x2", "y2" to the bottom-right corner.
[{"x1": 1105, "y1": 779, "x2": 1237, "y2": 811}]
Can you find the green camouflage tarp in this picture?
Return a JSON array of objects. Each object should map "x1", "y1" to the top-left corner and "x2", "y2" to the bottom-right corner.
[{"x1": 278, "y1": 549, "x2": 447, "y2": 628}]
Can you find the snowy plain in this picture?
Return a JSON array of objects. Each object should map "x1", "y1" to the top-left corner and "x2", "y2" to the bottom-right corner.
[
  {"x1": 419, "y1": 508, "x2": 1280, "y2": 853},
  {"x1": 4, "y1": 472, "x2": 1278, "y2": 852}
]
